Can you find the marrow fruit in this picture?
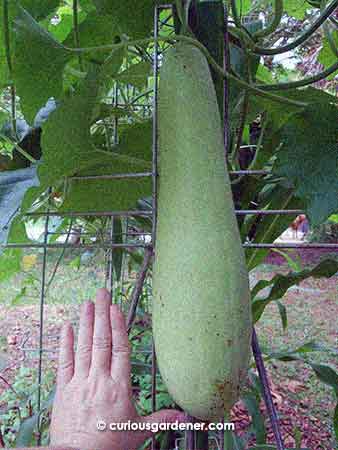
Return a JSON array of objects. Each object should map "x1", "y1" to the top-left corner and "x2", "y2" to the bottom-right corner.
[{"x1": 152, "y1": 43, "x2": 252, "y2": 420}]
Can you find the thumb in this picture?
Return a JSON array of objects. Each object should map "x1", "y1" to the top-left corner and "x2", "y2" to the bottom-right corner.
[
  {"x1": 142, "y1": 409, "x2": 187, "y2": 429},
  {"x1": 135, "y1": 409, "x2": 187, "y2": 444}
]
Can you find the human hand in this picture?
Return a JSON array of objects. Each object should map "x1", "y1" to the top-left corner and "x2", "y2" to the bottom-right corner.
[{"x1": 50, "y1": 288, "x2": 185, "y2": 450}]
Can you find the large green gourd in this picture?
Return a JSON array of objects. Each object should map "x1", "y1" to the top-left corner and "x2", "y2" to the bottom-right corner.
[{"x1": 152, "y1": 42, "x2": 252, "y2": 420}]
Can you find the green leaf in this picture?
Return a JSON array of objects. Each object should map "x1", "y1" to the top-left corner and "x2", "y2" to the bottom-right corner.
[
  {"x1": 11, "y1": 286, "x2": 27, "y2": 305},
  {"x1": 117, "y1": 61, "x2": 152, "y2": 90},
  {"x1": 271, "y1": 249, "x2": 302, "y2": 272},
  {"x1": 252, "y1": 258, "x2": 338, "y2": 322},
  {"x1": 20, "y1": 0, "x2": 60, "y2": 21},
  {"x1": 243, "y1": 393, "x2": 267, "y2": 444},
  {"x1": 39, "y1": 67, "x2": 103, "y2": 186},
  {"x1": 276, "y1": 300, "x2": 287, "y2": 331},
  {"x1": 116, "y1": 120, "x2": 153, "y2": 161},
  {"x1": 14, "y1": 413, "x2": 38, "y2": 446},
  {"x1": 47, "y1": 6, "x2": 84, "y2": 42},
  {"x1": 63, "y1": 13, "x2": 123, "y2": 65},
  {"x1": 13, "y1": 7, "x2": 72, "y2": 122},
  {"x1": 0, "y1": 248, "x2": 21, "y2": 282},
  {"x1": 92, "y1": 0, "x2": 157, "y2": 39},
  {"x1": 38, "y1": 69, "x2": 152, "y2": 212},
  {"x1": 245, "y1": 185, "x2": 304, "y2": 270},
  {"x1": 283, "y1": 0, "x2": 309, "y2": 19},
  {"x1": 308, "y1": 363, "x2": 338, "y2": 396},
  {"x1": 318, "y1": 31, "x2": 338, "y2": 78},
  {"x1": 275, "y1": 103, "x2": 338, "y2": 226}
]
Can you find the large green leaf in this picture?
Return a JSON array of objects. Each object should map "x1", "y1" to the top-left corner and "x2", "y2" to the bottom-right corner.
[
  {"x1": 318, "y1": 30, "x2": 338, "y2": 78},
  {"x1": 116, "y1": 61, "x2": 152, "y2": 90},
  {"x1": 244, "y1": 185, "x2": 304, "y2": 270},
  {"x1": 116, "y1": 120, "x2": 153, "y2": 161},
  {"x1": 39, "y1": 67, "x2": 103, "y2": 186},
  {"x1": 38, "y1": 69, "x2": 152, "y2": 213},
  {"x1": 20, "y1": 0, "x2": 60, "y2": 20},
  {"x1": 13, "y1": 7, "x2": 72, "y2": 122},
  {"x1": 92, "y1": 0, "x2": 156, "y2": 39},
  {"x1": 47, "y1": 5, "x2": 86, "y2": 42},
  {"x1": 274, "y1": 103, "x2": 338, "y2": 225},
  {"x1": 283, "y1": 0, "x2": 309, "y2": 19},
  {"x1": 63, "y1": 12, "x2": 122, "y2": 64},
  {"x1": 252, "y1": 258, "x2": 338, "y2": 322},
  {"x1": 242, "y1": 393, "x2": 267, "y2": 445}
]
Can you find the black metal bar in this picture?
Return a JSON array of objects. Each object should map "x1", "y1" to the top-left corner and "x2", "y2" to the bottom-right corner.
[
  {"x1": 243, "y1": 243, "x2": 338, "y2": 249},
  {"x1": 152, "y1": 4, "x2": 160, "y2": 249},
  {"x1": 252, "y1": 328, "x2": 285, "y2": 450},
  {"x1": 1, "y1": 243, "x2": 150, "y2": 249},
  {"x1": 3, "y1": 242, "x2": 338, "y2": 250},
  {"x1": 229, "y1": 170, "x2": 270, "y2": 176},
  {"x1": 237, "y1": 209, "x2": 304, "y2": 215},
  {"x1": 36, "y1": 206, "x2": 50, "y2": 445},
  {"x1": 24, "y1": 209, "x2": 305, "y2": 218},
  {"x1": 69, "y1": 172, "x2": 153, "y2": 181},
  {"x1": 24, "y1": 210, "x2": 153, "y2": 218}
]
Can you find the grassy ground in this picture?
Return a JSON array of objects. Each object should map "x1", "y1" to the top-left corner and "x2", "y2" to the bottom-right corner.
[{"x1": 0, "y1": 248, "x2": 337, "y2": 448}]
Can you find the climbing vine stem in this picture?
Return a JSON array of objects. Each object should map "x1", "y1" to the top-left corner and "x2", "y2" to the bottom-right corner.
[
  {"x1": 321, "y1": 0, "x2": 338, "y2": 57},
  {"x1": 252, "y1": 0, "x2": 338, "y2": 55},
  {"x1": 257, "y1": 61, "x2": 338, "y2": 90},
  {"x1": 253, "y1": 0, "x2": 284, "y2": 39},
  {"x1": 65, "y1": 35, "x2": 308, "y2": 108}
]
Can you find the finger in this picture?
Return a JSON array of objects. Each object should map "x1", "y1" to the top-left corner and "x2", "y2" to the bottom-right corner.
[
  {"x1": 74, "y1": 300, "x2": 94, "y2": 377},
  {"x1": 110, "y1": 304, "x2": 131, "y2": 388},
  {"x1": 56, "y1": 322, "x2": 74, "y2": 388},
  {"x1": 90, "y1": 288, "x2": 112, "y2": 375}
]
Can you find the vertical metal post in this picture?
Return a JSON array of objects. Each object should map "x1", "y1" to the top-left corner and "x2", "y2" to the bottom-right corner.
[
  {"x1": 106, "y1": 82, "x2": 120, "y2": 300},
  {"x1": 152, "y1": 4, "x2": 160, "y2": 247},
  {"x1": 151, "y1": 5, "x2": 160, "y2": 449},
  {"x1": 36, "y1": 209, "x2": 50, "y2": 445},
  {"x1": 151, "y1": 341, "x2": 157, "y2": 450},
  {"x1": 252, "y1": 328, "x2": 285, "y2": 450},
  {"x1": 106, "y1": 217, "x2": 115, "y2": 300}
]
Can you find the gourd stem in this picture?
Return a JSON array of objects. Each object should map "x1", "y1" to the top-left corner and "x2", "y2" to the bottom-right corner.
[
  {"x1": 252, "y1": 328, "x2": 285, "y2": 450},
  {"x1": 321, "y1": 0, "x2": 338, "y2": 57},
  {"x1": 252, "y1": 0, "x2": 338, "y2": 55},
  {"x1": 257, "y1": 60, "x2": 338, "y2": 90},
  {"x1": 3, "y1": 0, "x2": 17, "y2": 139},
  {"x1": 66, "y1": 35, "x2": 308, "y2": 107},
  {"x1": 253, "y1": 0, "x2": 284, "y2": 39}
]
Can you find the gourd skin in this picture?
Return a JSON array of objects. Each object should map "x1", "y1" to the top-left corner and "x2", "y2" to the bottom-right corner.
[{"x1": 152, "y1": 43, "x2": 252, "y2": 420}]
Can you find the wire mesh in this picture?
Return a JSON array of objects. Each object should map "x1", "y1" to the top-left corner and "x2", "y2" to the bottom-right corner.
[{"x1": 0, "y1": 3, "x2": 337, "y2": 450}]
